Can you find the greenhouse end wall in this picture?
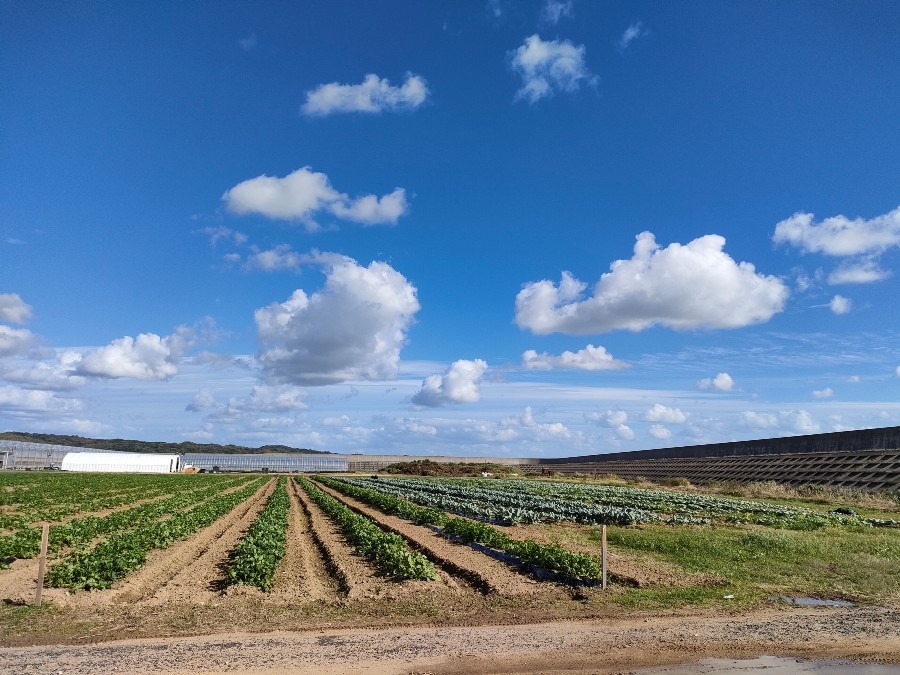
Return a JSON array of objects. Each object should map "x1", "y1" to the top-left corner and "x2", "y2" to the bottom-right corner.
[{"x1": 60, "y1": 452, "x2": 181, "y2": 473}]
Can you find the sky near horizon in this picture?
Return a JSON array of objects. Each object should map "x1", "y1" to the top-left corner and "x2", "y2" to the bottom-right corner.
[{"x1": 1, "y1": 1, "x2": 899, "y2": 457}]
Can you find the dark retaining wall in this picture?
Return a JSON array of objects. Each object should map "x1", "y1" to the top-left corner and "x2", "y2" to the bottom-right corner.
[
  {"x1": 531, "y1": 427, "x2": 900, "y2": 491},
  {"x1": 540, "y1": 426, "x2": 900, "y2": 464}
]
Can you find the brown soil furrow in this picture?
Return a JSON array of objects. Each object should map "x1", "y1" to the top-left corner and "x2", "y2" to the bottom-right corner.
[
  {"x1": 313, "y1": 480, "x2": 543, "y2": 597},
  {"x1": 267, "y1": 479, "x2": 339, "y2": 602},
  {"x1": 292, "y1": 479, "x2": 381, "y2": 599},
  {"x1": 294, "y1": 478, "x2": 452, "y2": 601},
  {"x1": 134, "y1": 479, "x2": 280, "y2": 607}
]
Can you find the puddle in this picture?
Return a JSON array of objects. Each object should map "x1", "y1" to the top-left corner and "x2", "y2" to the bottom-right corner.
[
  {"x1": 635, "y1": 655, "x2": 900, "y2": 673},
  {"x1": 769, "y1": 595, "x2": 856, "y2": 607}
]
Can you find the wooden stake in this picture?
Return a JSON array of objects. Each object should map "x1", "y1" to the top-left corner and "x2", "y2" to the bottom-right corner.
[
  {"x1": 601, "y1": 524, "x2": 608, "y2": 590},
  {"x1": 35, "y1": 523, "x2": 49, "y2": 607}
]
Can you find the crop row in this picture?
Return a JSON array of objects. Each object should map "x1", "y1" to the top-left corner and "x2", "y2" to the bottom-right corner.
[
  {"x1": 336, "y1": 476, "x2": 667, "y2": 526},
  {"x1": 501, "y1": 478, "x2": 867, "y2": 528},
  {"x1": 297, "y1": 477, "x2": 436, "y2": 581},
  {"x1": 0, "y1": 476, "x2": 250, "y2": 562},
  {"x1": 227, "y1": 477, "x2": 290, "y2": 591},
  {"x1": 344, "y1": 476, "x2": 870, "y2": 529},
  {"x1": 46, "y1": 478, "x2": 266, "y2": 591},
  {"x1": 0, "y1": 473, "x2": 206, "y2": 531},
  {"x1": 316, "y1": 476, "x2": 603, "y2": 582}
]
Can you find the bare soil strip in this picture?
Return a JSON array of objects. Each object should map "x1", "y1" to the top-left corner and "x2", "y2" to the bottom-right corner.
[
  {"x1": 267, "y1": 479, "x2": 339, "y2": 602},
  {"x1": 313, "y1": 480, "x2": 545, "y2": 597},
  {"x1": 294, "y1": 478, "x2": 458, "y2": 600}
]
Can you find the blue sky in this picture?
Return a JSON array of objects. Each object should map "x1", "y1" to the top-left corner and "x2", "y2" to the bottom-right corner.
[{"x1": 1, "y1": 1, "x2": 899, "y2": 457}]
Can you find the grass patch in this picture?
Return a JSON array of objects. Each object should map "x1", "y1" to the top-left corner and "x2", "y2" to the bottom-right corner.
[{"x1": 602, "y1": 524, "x2": 900, "y2": 603}]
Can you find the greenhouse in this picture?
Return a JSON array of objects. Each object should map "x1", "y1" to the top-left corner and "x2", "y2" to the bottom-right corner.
[
  {"x1": 0, "y1": 440, "x2": 118, "y2": 470},
  {"x1": 61, "y1": 452, "x2": 182, "y2": 473},
  {"x1": 183, "y1": 453, "x2": 348, "y2": 473}
]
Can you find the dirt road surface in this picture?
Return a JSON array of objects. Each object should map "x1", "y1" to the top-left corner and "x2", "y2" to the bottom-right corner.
[{"x1": 3, "y1": 604, "x2": 899, "y2": 675}]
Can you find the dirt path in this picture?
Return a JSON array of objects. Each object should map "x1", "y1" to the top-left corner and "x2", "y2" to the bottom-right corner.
[
  {"x1": 2, "y1": 604, "x2": 898, "y2": 674},
  {"x1": 267, "y1": 479, "x2": 339, "y2": 602},
  {"x1": 314, "y1": 479, "x2": 544, "y2": 598}
]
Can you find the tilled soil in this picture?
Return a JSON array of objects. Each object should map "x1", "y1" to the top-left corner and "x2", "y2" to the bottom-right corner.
[
  {"x1": 0, "y1": 479, "x2": 275, "y2": 608},
  {"x1": 265, "y1": 479, "x2": 338, "y2": 603},
  {"x1": 2, "y1": 604, "x2": 898, "y2": 674},
  {"x1": 293, "y1": 478, "x2": 468, "y2": 601},
  {"x1": 133, "y1": 478, "x2": 277, "y2": 607},
  {"x1": 313, "y1": 480, "x2": 545, "y2": 597}
]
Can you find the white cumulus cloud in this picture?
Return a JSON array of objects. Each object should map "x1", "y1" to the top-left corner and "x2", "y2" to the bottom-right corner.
[
  {"x1": 584, "y1": 409, "x2": 633, "y2": 439},
  {"x1": 510, "y1": 34, "x2": 597, "y2": 103},
  {"x1": 255, "y1": 256, "x2": 419, "y2": 385},
  {"x1": 302, "y1": 73, "x2": 429, "y2": 117},
  {"x1": 0, "y1": 325, "x2": 35, "y2": 357},
  {"x1": 697, "y1": 372, "x2": 734, "y2": 392},
  {"x1": 76, "y1": 326, "x2": 198, "y2": 380},
  {"x1": 412, "y1": 359, "x2": 488, "y2": 407},
  {"x1": 813, "y1": 388, "x2": 834, "y2": 399},
  {"x1": 0, "y1": 385, "x2": 82, "y2": 413},
  {"x1": 827, "y1": 258, "x2": 891, "y2": 285},
  {"x1": 0, "y1": 351, "x2": 85, "y2": 390},
  {"x1": 644, "y1": 403, "x2": 687, "y2": 424},
  {"x1": 773, "y1": 206, "x2": 900, "y2": 256},
  {"x1": 0, "y1": 293, "x2": 32, "y2": 324},
  {"x1": 521, "y1": 344, "x2": 628, "y2": 371},
  {"x1": 829, "y1": 295, "x2": 852, "y2": 315},
  {"x1": 223, "y1": 166, "x2": 408, "y2": 229},
  {"x1": 649, "y1": 424, "x2": 671, "y2": 440},
  {"x1": 516, "y1": 232, "x2": 788, "y2": 335}
]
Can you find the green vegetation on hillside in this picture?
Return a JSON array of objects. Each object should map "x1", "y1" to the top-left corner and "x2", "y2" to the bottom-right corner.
[
  {"x1": 379, "y1": 459, "x2": 520, "y2": 477},
  {"x1": 0, "y1": 431, "x2": 331, "y2": 455}
]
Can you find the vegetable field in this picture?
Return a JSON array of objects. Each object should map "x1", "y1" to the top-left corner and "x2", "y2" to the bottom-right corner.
[{"x1": 1, "y1": 469, "x2": 899, "y2": 631}]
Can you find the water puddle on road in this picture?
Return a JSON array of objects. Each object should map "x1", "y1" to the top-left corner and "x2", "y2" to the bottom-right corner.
[
  {"x1": 769, "y1": 595, "x2": 857, "y2": 607},
  {"x1": 636, "y1": 655, "x2": 900, "y2": 673}
]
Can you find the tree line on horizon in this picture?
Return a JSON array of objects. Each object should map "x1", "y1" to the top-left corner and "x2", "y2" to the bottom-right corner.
[{"x1": 0, "y1": 431, "x2": 332, "y2": 456}]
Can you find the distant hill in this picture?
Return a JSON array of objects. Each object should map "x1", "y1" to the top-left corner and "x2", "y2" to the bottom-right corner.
[{"x1": 0, "y1": 432, "x2": 333, "y2": 455}]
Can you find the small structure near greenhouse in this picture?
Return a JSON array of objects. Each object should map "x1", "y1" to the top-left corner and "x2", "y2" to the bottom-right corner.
[{"x1": 60, "y1": 451, "x2": 182, "y2": 474}]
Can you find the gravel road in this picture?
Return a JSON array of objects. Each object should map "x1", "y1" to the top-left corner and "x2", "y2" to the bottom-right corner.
[{"x1": 3, "y1": 604, "x2": 898, "y2": 674}]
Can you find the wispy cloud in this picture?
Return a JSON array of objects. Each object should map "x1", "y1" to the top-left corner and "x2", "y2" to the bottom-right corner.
[
  {"x1": 238, "y1": 33, "x2": 257, "y2": 51},
  {"x1": 509, "y1": 34, "x2": 597, "y2": 103},
  {"x1": 618, "y1": 21, "x2": 647, "y2": 52},
  {"x1": 302, "y1": 74, "x2": 429, "y2": 117},
  {"x1": 541, "y1": 0, "x2": 574, "y2": 25}
]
